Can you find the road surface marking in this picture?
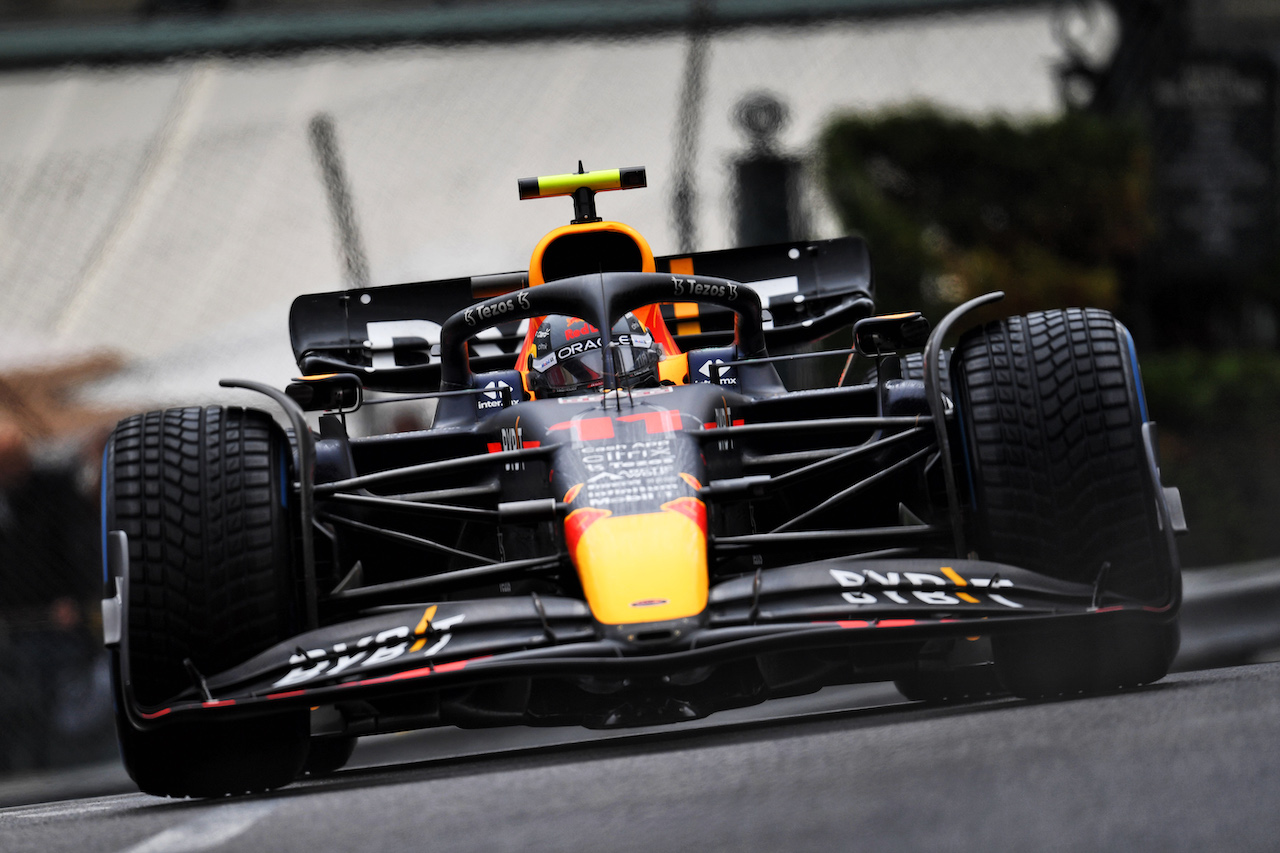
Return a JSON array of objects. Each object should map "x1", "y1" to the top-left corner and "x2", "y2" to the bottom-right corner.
[{"x1": 115, "y1": 800, "x2": 277, "y2": 853}]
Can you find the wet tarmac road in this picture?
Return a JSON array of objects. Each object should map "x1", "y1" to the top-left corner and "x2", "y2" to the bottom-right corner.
[{"x1": 3, "y1": 664, "x2": 1278, "y2": 852}]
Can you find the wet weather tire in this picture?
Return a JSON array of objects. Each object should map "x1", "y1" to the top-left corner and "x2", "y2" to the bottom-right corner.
[
  {"x1": 105, "y1": 406, "x2": 308, "y2": 797},
  {"x1": 953, "y1": 309, "x2": 1178, "y2": 698}
]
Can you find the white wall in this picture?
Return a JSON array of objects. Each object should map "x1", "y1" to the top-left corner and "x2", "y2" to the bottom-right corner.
[{"x1": 0, "y1": 7, "x2": 1078, "y2": 407}]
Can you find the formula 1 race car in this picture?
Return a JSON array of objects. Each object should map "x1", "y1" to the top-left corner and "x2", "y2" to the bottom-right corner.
[{"x1": 101, "y1": 165, "x2": 1186, "y2": 798}]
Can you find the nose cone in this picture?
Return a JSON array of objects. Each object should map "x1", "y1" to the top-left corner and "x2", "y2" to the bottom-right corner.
[{"x1": 567, "y1": 498, "x2": 708, "y2": 625}]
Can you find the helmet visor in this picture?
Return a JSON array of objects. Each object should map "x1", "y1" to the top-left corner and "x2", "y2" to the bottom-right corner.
[
  {"x1": 536, "y1": 332, "x2": 658, "y2": 396},
  {"x1": 538, "y1": 347, "x2": 606, "y2": 395}
]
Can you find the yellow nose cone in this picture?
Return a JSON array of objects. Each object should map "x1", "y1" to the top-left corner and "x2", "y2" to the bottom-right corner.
[{"x1": 568, "y1": 500, "x2": 708, "y2": 625}]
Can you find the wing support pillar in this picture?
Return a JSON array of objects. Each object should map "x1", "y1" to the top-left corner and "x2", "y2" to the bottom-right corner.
[
  {"x1": 921, "y1": 291, "x2": 1004, "y2": 559},
  {"x1": 221, "y1": 378, "x2": 320, "y2": 630}
]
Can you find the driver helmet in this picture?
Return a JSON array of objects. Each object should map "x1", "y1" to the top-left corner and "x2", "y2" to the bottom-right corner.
[{"x1": 528, "y1": 313, "x2": 663, "y2": 398}]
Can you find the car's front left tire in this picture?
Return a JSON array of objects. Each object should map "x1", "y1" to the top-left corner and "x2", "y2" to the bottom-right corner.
[{"x1": 105, "y1": 406, "x2": 309, "y2": 797}]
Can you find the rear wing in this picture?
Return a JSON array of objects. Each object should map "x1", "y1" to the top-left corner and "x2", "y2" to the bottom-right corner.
[{"x1": 289, "y1": 237, "x2": 872, "y2": 392}]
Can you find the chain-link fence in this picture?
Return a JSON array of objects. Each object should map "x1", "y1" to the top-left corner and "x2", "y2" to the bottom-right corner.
[{"x1": 0, "y1": 4, "x2": 1097, "y2": 773}]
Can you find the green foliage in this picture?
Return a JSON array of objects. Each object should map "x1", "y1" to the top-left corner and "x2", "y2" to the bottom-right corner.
[
  {"x1": 819, "y1": 105, "x2": 1152, "y2": 317},
  {"x1": 1140, "y1": 351, "x2": 1280, "y2": 566},
  {"x1": 1142, "y1": 350, "x2": 1280, "y2": 427},
  {"x1": 819, "y1": 105, "x2": 1280, "y2": 565}
]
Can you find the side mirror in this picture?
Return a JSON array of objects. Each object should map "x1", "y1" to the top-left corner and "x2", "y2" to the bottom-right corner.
[
  {"x1": 853, "y1": 312, "x2": 931, "y2": 357},
  {"x1": 286, "y1": 373, "x2": 363, "y2": 412}
]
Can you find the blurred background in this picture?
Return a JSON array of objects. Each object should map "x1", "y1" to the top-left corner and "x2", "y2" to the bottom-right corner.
[{"x1": 1, "y1": 0, "x2": 1277, "y2": 780}]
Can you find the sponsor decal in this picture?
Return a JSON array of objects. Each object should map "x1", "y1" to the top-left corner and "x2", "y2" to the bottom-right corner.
[
  {"x1": 486, "y1": 425, "x2": 539, "y2": 470},
  {"x1": 554, "y1": 333, "x2": 650, "y2": 362},
  {"x1": 478, "y1": 380, "x2": 515, "y2": 411},
  {"x1": 579, "y1": 438, "x2": 681, "y2": 508},
  {"x1": 271, "y1": 612, "x2": 468, "y2": 688},
  {"x1": 697, "y1": 358, "x2": 737, "y2": 385},
  {"x1": 557, "y1": 337, "x2": 602, "y2": 360},
  {"x1": 630, "y1": 598, "x2": 671, "y2": 608},
  {"x1": 564, "y1": 319, "x2": 599, "y2": 340},
  {"x1": 741, "y1": 275, "x2": 799, "y2": 304},
  {"x1": 828, "y1": 568, "x2": 1021, "y2": 608},
  {"x1": 533, "y1": 351, "x2": 558, "y2": 372},
  {"x1": 672, "y1": 276, "x2": 739, "y2": 300},
  {"x1": 706, "y1": 403, "x2": 741, "y2": 450},
  {"x1": 464, "y1": 290, "x2": 531, "y2": 326},
  {"x1": 365, "y1": 319, "x2": 442, "y2": 370}
]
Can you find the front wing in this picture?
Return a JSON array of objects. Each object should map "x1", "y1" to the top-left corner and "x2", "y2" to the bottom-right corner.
[{"x1": 106, "y1": 555, "x2": 1177, "y2": 729}]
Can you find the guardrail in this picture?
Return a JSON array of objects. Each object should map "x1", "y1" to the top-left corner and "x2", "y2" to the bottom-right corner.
[
  {"x1": 0, "y1": 0, "x2": 1036, "y2": 69},
  {"x1": 1176, "y1": 560, "x2": 1280, "y2": 671}
]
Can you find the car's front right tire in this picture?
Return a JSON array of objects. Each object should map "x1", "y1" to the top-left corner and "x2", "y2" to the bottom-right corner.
[{"x1": 952, "y1": 308, "x2": 1179, "y2": 698}]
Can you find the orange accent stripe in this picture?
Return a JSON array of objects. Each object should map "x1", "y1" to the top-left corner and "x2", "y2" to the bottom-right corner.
[
  {"x1": 877, "y1": 619, "x2": 918, "y2": 627},
  {"x1": 669, "y1": 257, "x2": 694, "y2": 275},
  {"x1": 549, "y1": 417, "x2": 615, "y2": 441},
  {"x1": 617, "y1": 410, "x2": 683, "y2": 433},
  {"x1": 673, "y1": 299, "x2": 700, "y2": 335},
  {"x1": 341, "y1": 656, "x2": 488, "y2": 688},
  {"x1": 564, "y1": 507, "x2": 612, "y2": 553},
  {"x1": 679, "y1": 472, "x2": 702, "y2": 491},
  {"x1": 529, "y1": 221, "x2": 656, "y2": 287},
  {"x1": 415, "y1": 606, "x2": 438, "y2": 635},
  {"x1": 660, "y1": 497, "x2": 706, "y2": 533},
  {"x1": 563, "y1": 482, "x2": 585, "y2": 504},
  {"x1": 431, "y1": 659, "x2": 474, "y2": 674}
]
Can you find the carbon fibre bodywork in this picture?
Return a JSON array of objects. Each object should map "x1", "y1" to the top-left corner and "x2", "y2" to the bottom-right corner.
[{"x1": 104, "y1": 258, "x2": 1183, "y2": 737}]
